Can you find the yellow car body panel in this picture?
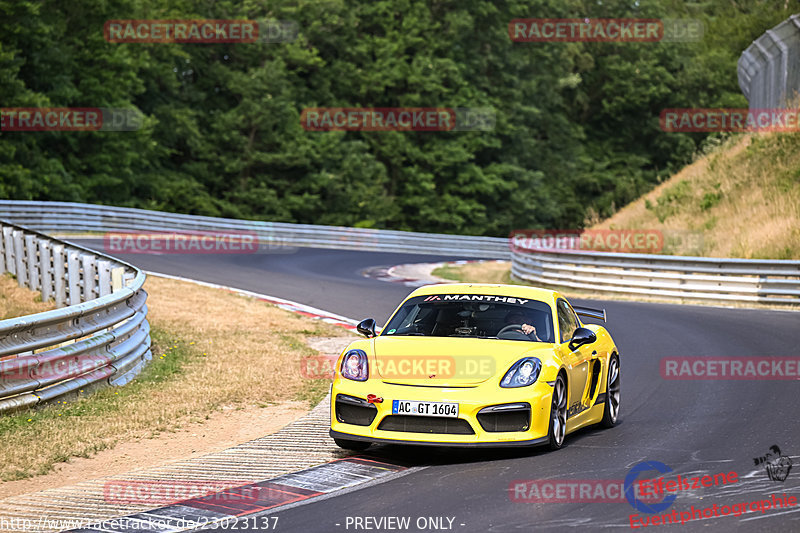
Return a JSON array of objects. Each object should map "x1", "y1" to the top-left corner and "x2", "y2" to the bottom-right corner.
[{"x1": 329, "y1": 283, "x2": 619, "y2": 448}]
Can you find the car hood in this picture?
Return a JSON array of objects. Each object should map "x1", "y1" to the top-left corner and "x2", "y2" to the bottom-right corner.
[{"x1": 370, "y1": 336, "x2": 550, "y2": 387}]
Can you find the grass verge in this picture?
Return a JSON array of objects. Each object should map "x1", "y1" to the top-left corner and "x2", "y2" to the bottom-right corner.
[
  {"x1": 431, "y1": 261, "x2": 511, "y2": 284},
  {"x1": 0, "y1": 275, "x2": 354, "y2": 481},
  {"x1": 592, "y1": 132, "x2": 800, "y2": 258},
  {"x1": 0, "y1": 274, "x2": 56, "y2": 319}
]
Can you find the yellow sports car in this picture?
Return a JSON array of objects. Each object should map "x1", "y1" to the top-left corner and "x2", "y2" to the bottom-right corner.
[{"x1": 329, "y1": 283, "x2": 620, "y2": 450}]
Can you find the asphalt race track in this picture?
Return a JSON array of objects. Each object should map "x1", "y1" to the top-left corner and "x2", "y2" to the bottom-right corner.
[{"x1": 72, "y1": 240, "x2": 800, "y2": 532}]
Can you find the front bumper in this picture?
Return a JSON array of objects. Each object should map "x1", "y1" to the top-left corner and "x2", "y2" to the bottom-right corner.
[
  {"x1": 330, "y1": 379, "x2": 555, "y2": 446},
  {"x1": 330, "y1": 429, "x2": 549, "y2": 448}
]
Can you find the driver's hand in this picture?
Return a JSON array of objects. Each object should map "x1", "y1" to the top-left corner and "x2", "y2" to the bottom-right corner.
[{"x1": 521, "y1": 324, "x2": 535, "y2": 335}]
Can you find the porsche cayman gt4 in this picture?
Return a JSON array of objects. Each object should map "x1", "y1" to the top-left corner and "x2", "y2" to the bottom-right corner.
[{"x1": 329, "y1": 284, "x2": 620, "y2": 451}]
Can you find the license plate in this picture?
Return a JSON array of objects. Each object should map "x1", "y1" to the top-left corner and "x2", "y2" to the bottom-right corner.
[{"x1": 392, "y1": 400, "x2": 458, "y2": 418}]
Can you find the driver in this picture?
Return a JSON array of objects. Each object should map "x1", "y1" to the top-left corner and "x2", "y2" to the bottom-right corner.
[{"x1": 504, "y1": 310, "x2": 544, "y2": 341}]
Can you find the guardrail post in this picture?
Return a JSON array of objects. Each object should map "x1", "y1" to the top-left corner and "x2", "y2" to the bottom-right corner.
[
  {"x1": 98, "y1": 260, "x2": 112, "y2": 297},
  {"x1": 40, "y1": 241, "x2": 53, "y2": 303},
  {"x1": 0, "y1": 226, "x2": 5, "y2": 275},
  {"x1": 111, "y1": 267, "x2": 124, "y2": 293},
  {"x1": 53, "y1": 244, "x2": 66, "y2": 306},
  {"x1": 81, "y1": 253, "x2": 97, "y2": 302},
  {"x1": 25, "y1": 234, "x2": 39, "y2": 292},
  {"x1": 2, "y1": 227, "x2": 13, "y2": 275},
  {"x1": 13, "y1": 230, "x2": 26, "y2": 288},
  {"x1": 67, "y1": 250, "x2": 81, "y2": 305}
]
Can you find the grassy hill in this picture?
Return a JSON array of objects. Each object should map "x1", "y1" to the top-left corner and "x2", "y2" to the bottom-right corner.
[{"x1": 591, "y1": 132, "x2": 800, "y2": 259}]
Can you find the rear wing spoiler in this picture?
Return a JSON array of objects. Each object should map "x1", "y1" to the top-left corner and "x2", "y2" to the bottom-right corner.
[{"x1": 573, "y1": 305, "x2": 606, "y2": 322}]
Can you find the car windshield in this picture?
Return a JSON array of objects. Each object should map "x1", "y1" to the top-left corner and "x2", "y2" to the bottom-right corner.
[{"x1": 382, "y1": 294, "x2": 555, "y2": 342}]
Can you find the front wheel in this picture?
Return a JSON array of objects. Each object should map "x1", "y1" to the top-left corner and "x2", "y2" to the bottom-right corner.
[
  {"x1": 334, "y1": 438, "x2": 371, "y2": 451},
  {"x1": 547, "y1": 373, "x2": 568, "y2": 450},
  {"x1": 601, "y1": 354, "x2": 620, "y2": 428}
]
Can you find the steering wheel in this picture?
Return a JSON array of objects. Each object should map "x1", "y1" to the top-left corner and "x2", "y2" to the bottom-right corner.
[{"x1": 498, "y1": 324, "x2": 525, "y2": 336}]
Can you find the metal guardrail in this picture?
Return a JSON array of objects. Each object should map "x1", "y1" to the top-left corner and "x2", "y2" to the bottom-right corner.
[
  {"x1": 510, "y1": 245, "x2": 800, "y2": 306},
  {"x1": 738, "y1": 14, "x2": 800, "y2": 109},
  {"x1": 0, "y1": 219, "x2": 151, "y2": 413},
  {"x1": 1, "y1": 201, "x2": 798, "y2": 306},
  {"x1": 0, "y1": 200, "x2": 509, "y2": 259}
]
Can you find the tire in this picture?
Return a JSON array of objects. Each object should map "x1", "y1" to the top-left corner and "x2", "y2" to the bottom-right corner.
[
  {"x1": 547, "y1": 373, "x2": 568, "y2": 450},
  {"x1": 601, "y1": 354, "x2": 620, "y2": 428},
  {"x1": 334, "y1": 438, "x2": 371, "y2": 451}
]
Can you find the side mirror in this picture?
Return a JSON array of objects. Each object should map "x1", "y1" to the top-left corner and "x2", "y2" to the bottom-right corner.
[
  {"x1": 568, "y1": 327, "x2": 596, "y2": 351},
  {"x1": 357, "y1": 318, "x2": 377, "y2": 338}
]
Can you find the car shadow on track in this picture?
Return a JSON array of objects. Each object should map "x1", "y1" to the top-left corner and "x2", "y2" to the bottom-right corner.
[{"x1": 348, "y1": 419, "x2": 625, "y2": 467}]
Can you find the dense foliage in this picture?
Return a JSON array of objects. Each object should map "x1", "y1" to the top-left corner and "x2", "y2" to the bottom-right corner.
[{"x1": 0, "y1": 0, "x2": 795, "y2": 235}]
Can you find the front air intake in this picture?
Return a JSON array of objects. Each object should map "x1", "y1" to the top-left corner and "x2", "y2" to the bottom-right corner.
[
  {"x1": 335, "y1": 394, "x2": 378, "y2": 426},
  {"x1": 477, "y1": 403, "x2": 531, "y2": 432},
  {"x1": 378, "y1": 415, "x2": 475, "y2": 434}
]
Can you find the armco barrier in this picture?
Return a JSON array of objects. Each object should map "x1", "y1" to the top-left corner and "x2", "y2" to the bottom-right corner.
[
  {"x1": 0, "y1": 219, "x2": 151, "y2": 414},
  {"x1": 0, "y1": 200, "x2": 509, "y2": 258},
  {"x1": 1, "y1": 201, "x2": 799, "y2": 306},
  {"x1": 738, "y1": 14, "x2": 800, "y2": 109},
  {"x1": 511, "y1": 245, "x2": 800, "y2": 306}
]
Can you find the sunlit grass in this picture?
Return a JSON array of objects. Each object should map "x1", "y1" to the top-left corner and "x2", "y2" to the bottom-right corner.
[{"x1": 593, "y1": 132, "x2": 800, "y2": 259}]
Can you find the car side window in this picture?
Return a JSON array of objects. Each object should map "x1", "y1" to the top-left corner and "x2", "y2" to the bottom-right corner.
[{"x1": 557, "y1": 299, "x2": 579, "y2": 343}]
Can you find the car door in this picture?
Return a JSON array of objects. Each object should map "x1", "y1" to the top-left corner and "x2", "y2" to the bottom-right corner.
[{"x1": 556, "y1": 299, "x2": 591, "y2": 420}]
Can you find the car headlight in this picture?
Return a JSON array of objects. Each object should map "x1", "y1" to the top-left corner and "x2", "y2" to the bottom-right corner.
[
  {"x1": 500, "y1": 357, "x2": 542, "y2": 388},
  {"x1": 340, "y1": 349, "x2": 368, "y2": 381}
]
